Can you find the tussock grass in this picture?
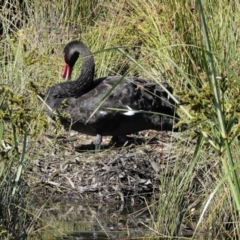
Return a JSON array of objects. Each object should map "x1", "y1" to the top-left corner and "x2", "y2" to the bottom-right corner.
[{"x1": 1, "y1": 0, "x2": 240, "y2": 238}]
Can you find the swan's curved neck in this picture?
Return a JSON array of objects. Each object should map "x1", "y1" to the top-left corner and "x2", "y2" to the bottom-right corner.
[{"x1": 68, "y1": 42, "x2": 95, "y2": 97}]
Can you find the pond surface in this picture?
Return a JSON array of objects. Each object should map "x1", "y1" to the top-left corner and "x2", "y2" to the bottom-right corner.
[
  {"x1": 31, "y1": 200, "x2": 152, "y2": 240},
  {"x1": 27, "y1": 198, "x2": 230, "y2": 239}
]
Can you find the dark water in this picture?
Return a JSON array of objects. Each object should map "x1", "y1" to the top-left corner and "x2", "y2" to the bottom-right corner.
[
  {"x1": 32, "y1": 200, "x2": 151, "y2": 240},
  {"x1": 29, "y1": 200, "x2": 231, "y2": 239}
]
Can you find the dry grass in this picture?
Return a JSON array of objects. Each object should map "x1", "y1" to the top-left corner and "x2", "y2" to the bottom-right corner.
[{"x1": 1, "y1": 0, "x2": 240, "y2": 238}]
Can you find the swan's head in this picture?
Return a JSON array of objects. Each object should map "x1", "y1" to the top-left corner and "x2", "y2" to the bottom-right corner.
[{"x1": 61, "y1": 41, "x2": 80, "y2": 80}]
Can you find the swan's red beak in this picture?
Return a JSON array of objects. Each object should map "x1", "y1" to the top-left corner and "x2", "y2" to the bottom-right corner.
[{"x1": 62, "y1": 61, "x2": 72, "y2": 80}]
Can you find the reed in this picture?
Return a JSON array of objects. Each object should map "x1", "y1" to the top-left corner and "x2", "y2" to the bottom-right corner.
[{"x1": 1, "y1": 0, "x2": 240, "y2": 238}]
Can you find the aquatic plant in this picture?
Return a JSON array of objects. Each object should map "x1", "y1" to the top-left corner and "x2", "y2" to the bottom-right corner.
[{"x1": 1, "y1": 0, "x2": 240, "y2": 239}]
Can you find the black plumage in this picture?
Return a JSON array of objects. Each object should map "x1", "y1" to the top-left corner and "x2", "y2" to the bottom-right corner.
[{"x1": 44, "y1": 41, "x2": 179, "y2": 149}]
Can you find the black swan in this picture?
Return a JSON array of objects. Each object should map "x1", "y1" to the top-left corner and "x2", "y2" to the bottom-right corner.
[{"x1": 44, "y1": 40, "x2": 179, "y2": 149}]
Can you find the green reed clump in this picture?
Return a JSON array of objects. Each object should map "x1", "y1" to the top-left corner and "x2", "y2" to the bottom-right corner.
[
  {"x1": 180, "y1": 76, "x2": 240, "y2": 145},
  {"x1": 0, "y1": 86, "x2": 47, "y2": 138},
  {"x1": 128, "y1": 0, "x2": 240, "y2": 237},
  {"x1": 0, "y1": 84, "x2": 48, "y2": 238}
]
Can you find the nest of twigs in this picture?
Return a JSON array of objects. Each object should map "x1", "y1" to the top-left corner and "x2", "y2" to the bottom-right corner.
[{"x1": 27, "y1": 131, "x2": 187, "y2": 203}]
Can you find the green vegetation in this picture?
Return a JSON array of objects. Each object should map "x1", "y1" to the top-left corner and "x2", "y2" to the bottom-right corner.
[{"x1": 1, "y1": 0, "x2": 240, "y2": 238}]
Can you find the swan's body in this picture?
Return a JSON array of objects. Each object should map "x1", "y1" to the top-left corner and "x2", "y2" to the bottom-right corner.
[{"x1": 44, "y1": 41, "x2": 178, "y2": 149}]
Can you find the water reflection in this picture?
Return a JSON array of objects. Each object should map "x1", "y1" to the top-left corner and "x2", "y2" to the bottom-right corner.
[{"x1": 33, "y1": 200, "x2": 151, "y2": 240}]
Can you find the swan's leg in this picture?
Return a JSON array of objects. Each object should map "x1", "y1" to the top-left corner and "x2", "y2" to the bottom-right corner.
[{"x1": 95, "y1": 134, "x2": 102, "y2": 151}]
